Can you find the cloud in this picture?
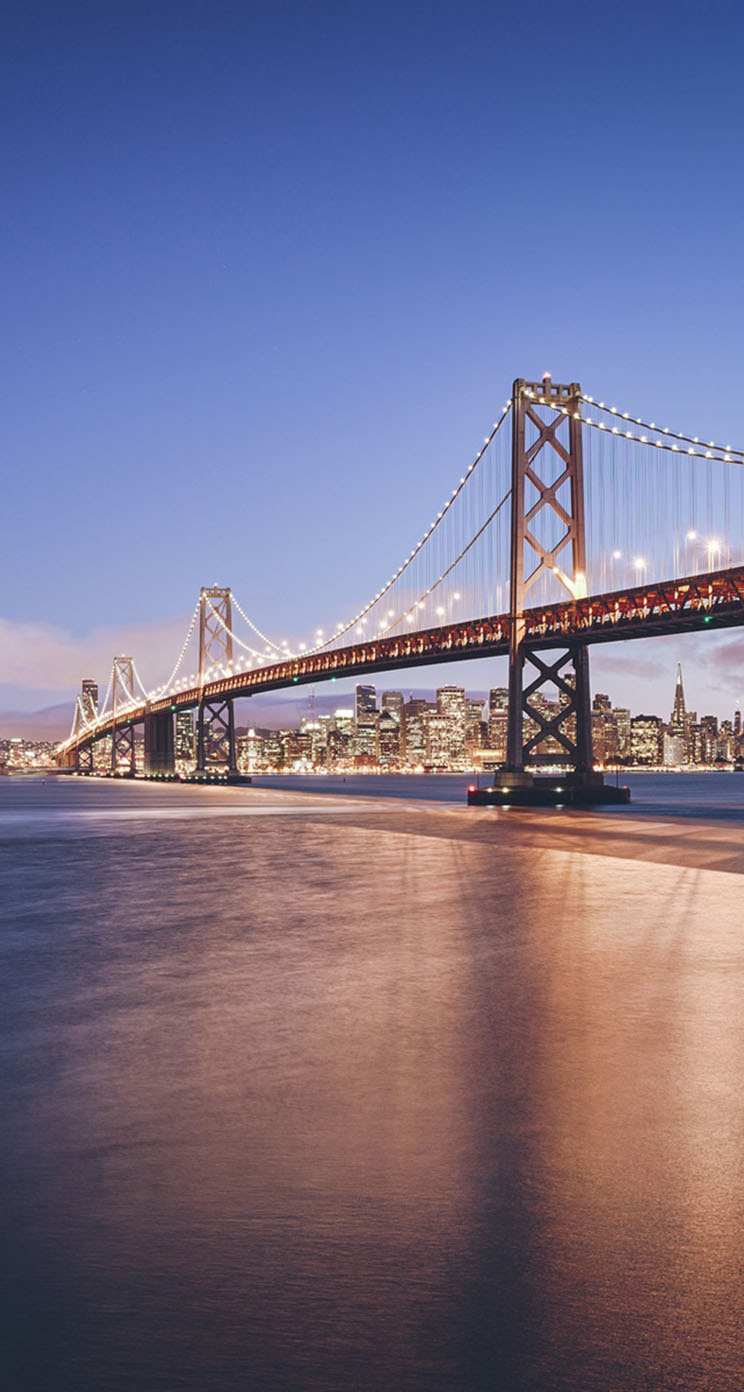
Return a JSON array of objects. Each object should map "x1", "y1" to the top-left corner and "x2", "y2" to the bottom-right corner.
[{"x1": 0, "y1": 613, "x2": 194, "y2": 696}]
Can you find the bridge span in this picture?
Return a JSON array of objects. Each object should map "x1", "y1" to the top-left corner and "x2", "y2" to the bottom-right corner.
[{"x1": 55, "y1": 375, "x2": 744, "y2": 799}]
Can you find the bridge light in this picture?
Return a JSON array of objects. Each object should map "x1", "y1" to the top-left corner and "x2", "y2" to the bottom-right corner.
[{"x1": 686, "y1": 530, "x2": 697, "y2": 540}]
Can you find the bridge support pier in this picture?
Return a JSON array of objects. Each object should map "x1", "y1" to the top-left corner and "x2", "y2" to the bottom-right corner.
[
  {"x1": 472, "y1": 375, "x2": 628, "y2": 807},
  {"x1": 144, "y1": 710, "x2": 175, "y2": 776},
  {"x1": 76, "y1": 743, "x2": 94, "y2": 774},
  {"x1": 111, "y1": 724, "x2": 136, "y2": 776},
  {"x1": 196, "y1": 696, "x2": 238, "y2": 779}
]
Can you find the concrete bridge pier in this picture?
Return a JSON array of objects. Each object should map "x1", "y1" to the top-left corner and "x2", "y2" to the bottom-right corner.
[{"x1": 144, "y1": 710, "x2": 175, "y2": 776}]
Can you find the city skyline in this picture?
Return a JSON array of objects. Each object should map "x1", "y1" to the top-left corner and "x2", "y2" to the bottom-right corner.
[
  {"x1": 3, "y1": 646, "x2": 743, "y2": 745},
  {"x1": 8, "y1": 659, "x2": 738, "y2": 773}
]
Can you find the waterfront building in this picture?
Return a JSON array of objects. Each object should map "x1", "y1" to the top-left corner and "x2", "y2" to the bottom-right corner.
[
  {"x1": 427, "y1": 712, "x2": 450, "y2": 767},
  {"x1": 699, "y1": 715, "x2": 719, "y2": 764},
  {"x1": 614, "y1": 707, "x2": 631, "y2": 761},
  {"x1": 378, "y1": 709, "x2": 401, "y2": 766},
  {"x1": 355, "y1": 684, "x2": 376, "y2": 722},
  {"x1": 719, "y1": 719, "x2": 734, "y2": 763},
  {"x1": 354, "y1": 684, "x2": 378, "y2": 760},
  {"x1": 488, "y1": 688, "x2": 508, "y2": 757},
  {"x1": 436, "y1": 686, "x2": 468, "y2": 767},
  {"x1": 631, "y1": 715, "x2": 663, "y2": 765},
  {"x1": 237, "y1": 727, "x2": 265, "y2": 773},
  {"x1": 402, "y1": 699, "x2": 431, "y2": 766},
  {"x1": 381, "y1": 691, "x2": 403, "y2": 724},
  {"x1": 465, "y1": 698, "x2": 485, "y2": 760},
  {"x1": 299, "y1": 720, "x2": 327, "y2": 766},
  {"x1": 175, "y1": 709, "x2": 195, "y2": 763},
  {"x1": 333, "y1": 708, "x2": 354, "y2": 736},
  {"x1": 663, "y1": 731, "x2": 686, "y2": 766},
  {"x1": 669, "y1": 663, "x2": 690, "y2": 762},
  {"x1": 264, "y1": 730, "x2": 285, "y2": 769},
  {"x1": 591, "y1": 692, "x2": 619, "y2": 765}
]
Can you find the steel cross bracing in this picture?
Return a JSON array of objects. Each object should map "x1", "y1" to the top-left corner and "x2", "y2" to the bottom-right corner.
[
  {"x1": 111, "y1": 656, "x2": 137, "y2": 774},
  {"x1": 197, "y1": 588, "x2": 237, "y2": 773},
  {"x1": 196, "y1": 697, "x2": 237, "y2": 774},
  {"x1": 199, "y1": 586, "x2": 233, "y2": 679},
  {"x1": 507, "y1": 377, "x2": 592, "y2": 772}
]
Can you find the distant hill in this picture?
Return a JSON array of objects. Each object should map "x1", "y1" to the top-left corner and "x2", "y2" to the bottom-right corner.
[
  {"x1": 1, "y1": 685, "x2": 490, "y2": 741},
  {"x1": 0, "y1": 703, "x2": 75, "y2": 740}
]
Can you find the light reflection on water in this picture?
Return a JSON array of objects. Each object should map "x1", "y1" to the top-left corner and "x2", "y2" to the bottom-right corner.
[{"x1": 2, "y1": 776, "x2": 744, "y2": 1391}]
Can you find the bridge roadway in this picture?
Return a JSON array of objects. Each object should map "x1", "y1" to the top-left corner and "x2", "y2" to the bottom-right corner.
[{"x1": 58, "y1": 564, "x2": 744, "y2": 761}]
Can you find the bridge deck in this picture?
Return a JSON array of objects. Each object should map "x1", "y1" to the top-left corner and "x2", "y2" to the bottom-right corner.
[{"x1": 58, "y1": 565, "x2": 744, "y2": 759}]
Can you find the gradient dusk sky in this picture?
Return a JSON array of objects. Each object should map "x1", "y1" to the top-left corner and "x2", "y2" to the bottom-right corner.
[{"x1": 2, "y1": 0, "x2": 743, "y2": 722}]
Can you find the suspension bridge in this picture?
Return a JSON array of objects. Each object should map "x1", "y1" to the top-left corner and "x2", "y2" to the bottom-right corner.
[{"x1": 56, "y1": 375, "x2": 744, "y2": 802}]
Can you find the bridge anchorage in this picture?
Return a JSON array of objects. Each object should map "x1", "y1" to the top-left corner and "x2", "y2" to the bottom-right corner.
[{"x1": 470, "y1": 377, "x2": 629, "y2": 806}]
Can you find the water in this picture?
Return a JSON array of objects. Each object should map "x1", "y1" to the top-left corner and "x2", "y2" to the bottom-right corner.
[{"x1": 2, "y1": 774, "x2": 744, "y2": 1391}]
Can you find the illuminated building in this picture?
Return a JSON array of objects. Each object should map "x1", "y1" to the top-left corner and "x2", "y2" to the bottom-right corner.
[
  {"x1": 427, "y1": 712, "x2": 450, "y2": 767},
  {"x1": 668, "y1": 663, "x2": 690, "y2": 762},
  {"x1": 378, "y1": 710, "x2": 400, "y2": 766},
  {"x1": 354, "y1": 684, "x2": 378, "y2": 760},
  {"x1": 488, "y1": 688, "x2": 508, "y2": 757},
  {"x1": 403, "y1": 699, "x2": 431, "y2": 766},
  {"x1": 175, "y1": 709, "x2": 195, "y2": 763},
  {"x1": 436, "y1": 686, "x2": 467, "y2": 767},
  {"x1": 631, "y1": 715, "x2": 663, "y2": 765},
  {"x1": 381, "y1": 691, "x2": 403, "y2": 724},
  {"x1": 591, "y1": 692, "x2": 619, "y2": 764},
  {"x1": 699, "y1": 715, "x2": 719, "y2": 763},
  {"x1": 237, "y1": 727, "x2": 265, "y2": 772},
  {"x1": 466, "y1": 698, "x2": 485, "y2": 759},
  {"x1": 614, "y1": 708, "x2": 631, "y2": 761}
]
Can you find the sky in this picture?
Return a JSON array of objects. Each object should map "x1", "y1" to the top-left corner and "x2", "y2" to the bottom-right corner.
[{"x1": 2, "y1": 0, "x2": 743, "y2": 725}]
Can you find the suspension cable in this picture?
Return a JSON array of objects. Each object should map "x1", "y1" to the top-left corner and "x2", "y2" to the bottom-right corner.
[
  {"x1": 203, "y1": 595, "x2": 276, "y2": 663},
  {"x1": 151, "y1": 601, "x2": 201, "y2": 697},
  {"x1": 389, "y1": 487, "x2": 513, "y2": 633},
  {"x1": 296, "y1": 400, "x2": 513, "y2": 655},
  {"x1": 574, "y1": 393, "x2": 744, "y2": 463},
  {"x1": 230, "y1": 596, "x2": 285, "y2": 654}
]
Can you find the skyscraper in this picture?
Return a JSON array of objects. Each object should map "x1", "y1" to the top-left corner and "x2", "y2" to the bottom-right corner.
[
  {"x1": 354, "y1": 685, "x2": 377, "y2": 760},
  {"x1": 175, "y1": 709, "x2": 195, "y2": 763},
  {"x1": 436, "y1": 686, "x2": 467, "y2": 766},
  {"x1": 669, "y1": 663, "x2": 689, "y2": 763},
  {"x1": 488, "y1": 687, "x2": 508, "y2": 757}
]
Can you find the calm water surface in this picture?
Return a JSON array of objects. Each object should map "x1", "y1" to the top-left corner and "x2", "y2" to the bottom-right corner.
[{"x1": 2, "y1": 774, "x2": 744, "y2": 1391}]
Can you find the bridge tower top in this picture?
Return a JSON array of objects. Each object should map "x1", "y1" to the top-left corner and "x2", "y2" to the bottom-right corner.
[
  {"x1": 111, "y1": 656, "x2": 135, "y2": 715},
  {"x1": 199, "y1": 585, "x2": 233, "y2": 683}
]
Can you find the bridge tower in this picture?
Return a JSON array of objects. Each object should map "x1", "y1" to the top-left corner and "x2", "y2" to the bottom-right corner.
[
  {"x1": 505, "y1": 376, "x2": 593, "y2": 777},
  {"x1": 196, "y1": 586, "x2": 237, "y2": 777},
  {"x1": 110, "y1": 656, "x2": 137, "y2": 775}
]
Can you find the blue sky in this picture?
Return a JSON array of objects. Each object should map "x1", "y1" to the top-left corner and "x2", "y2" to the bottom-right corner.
[{"x1": 2, "y1": 0, "x2": 743, "y2": 719}]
